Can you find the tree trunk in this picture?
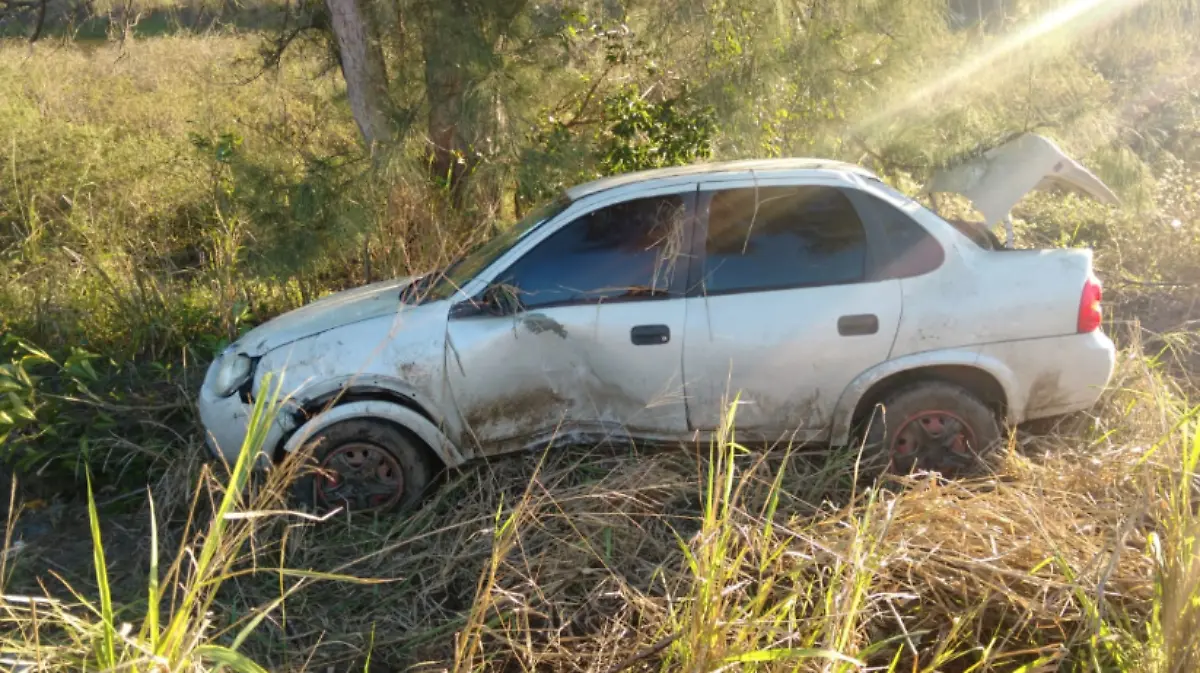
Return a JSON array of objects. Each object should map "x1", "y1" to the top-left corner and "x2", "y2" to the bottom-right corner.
[
  {"x1": 326, "y1": 0, "x2": 393, "y2": 151},
  {"x1": 28, "y1": 0, "x2": 47, "y2": 42},
  {"x1": 422, "y1": 2, "x2": 470, "y2": 197}
]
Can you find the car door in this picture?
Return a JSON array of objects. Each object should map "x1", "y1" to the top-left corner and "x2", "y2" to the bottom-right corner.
[
  {"x1": 445, "y1": 190, "x2": 697, "y2": 452},
  {"x1": 682, "y1": 179, "x2": 904, "y2": 442}
]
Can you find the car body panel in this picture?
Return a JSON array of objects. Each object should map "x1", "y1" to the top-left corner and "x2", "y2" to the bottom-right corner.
[
  {"x1": 279, "y1": 399, "x2": 464, "y2": 468},
  {"x1": 682, "y1": 280, "x2": 903, "y2": 441},
  {"x1": 978, "y1": 330, "x2": 1116, "y2": 421},
  {"x1": 443, "y1": 182, "x2": 697, "y2": 453},
  {"x1": 823, "y1": 329, "x2": 1116, "y2": 445},
  {"x1": 198, "y1": 353, "x2": 295, "y2": 466},
  {"x1": 445, "y1": 299, "x2": 692, "y2": 454},
  {"x1": 565, "y1": 159, "x2": 872, "y2": 201},
  {"x1": 680, "y1": 175, "x2": 908, "y2": 440},
  {"x1": 861, "y1": 183, "x2": 1098, "y2": 355},
  {"x1": 237, "y1": 277, "x2": 419, "y2": 356},
  {"x1": 825, "y1": 345, "x2": 1013, "y2": 446},
  {"x1": 242, "y1": 299, "x2": 462, "y2": 452}
]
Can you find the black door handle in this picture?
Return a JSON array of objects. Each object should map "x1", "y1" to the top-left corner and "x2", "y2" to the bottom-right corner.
[
  {"x1": 837, "y1": 314, "x2": 879, "y2": 336},
  {"x1": 631, "y1": 324, "x2": 670, "y2": 346}
]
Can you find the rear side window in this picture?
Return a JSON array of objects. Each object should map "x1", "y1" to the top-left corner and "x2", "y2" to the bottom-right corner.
[
  {"x1": 496, "y1": 195, "x2": 688, "y2": 309},
  {"x1": 847, "y1": 191, "x2": 945, "y2": 278},
  {"x1": 700, "y1": 186, "x2": 867, "y2": 294}
]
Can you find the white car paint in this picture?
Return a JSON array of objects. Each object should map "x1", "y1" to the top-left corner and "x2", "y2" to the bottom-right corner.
[{"x1": 197, "y1": 157, "x2": 1117, "y2": 468}]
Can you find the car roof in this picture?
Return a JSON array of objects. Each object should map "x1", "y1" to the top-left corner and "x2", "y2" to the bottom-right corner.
[{"x1": 563, "y1": 158, "x2": 878, "y2": 201}]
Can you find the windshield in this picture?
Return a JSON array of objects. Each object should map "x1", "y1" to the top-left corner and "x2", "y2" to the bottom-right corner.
[{"x1": 413, "y1": 195, "x2": 572, "y2": 303}]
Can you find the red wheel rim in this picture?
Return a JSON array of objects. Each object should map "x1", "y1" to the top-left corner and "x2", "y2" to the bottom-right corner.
[
  {"x1": 890, "y1": 410, "x2": 976, "y2": 460},
  {"x1": 315, "y1": 442, "x2": 405, "y2": 511}
]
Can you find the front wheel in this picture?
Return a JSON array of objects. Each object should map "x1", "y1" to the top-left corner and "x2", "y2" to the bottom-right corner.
[
  {"x1": 291, "y1": 419, "x2": 433, "y2": 514},
  {"x1": 862, "y1": 382, "x2": 1002, "y2": 477}
]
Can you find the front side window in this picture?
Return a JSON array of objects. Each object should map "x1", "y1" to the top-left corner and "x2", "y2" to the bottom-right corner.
[
  {"x1": 495, "y1": 195, "x2": 689, "y2": 310},
  {"x1": 701, "y1": 186, "x2": 867, "y2": 294}
]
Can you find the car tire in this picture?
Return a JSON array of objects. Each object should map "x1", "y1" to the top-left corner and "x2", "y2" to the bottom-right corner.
[
  {"x1": 861, "y1": 382, "x2": 1002, "y2": 477},
  {"x1": 291, "y1": 419, "x2": 433, "y2": 514}
]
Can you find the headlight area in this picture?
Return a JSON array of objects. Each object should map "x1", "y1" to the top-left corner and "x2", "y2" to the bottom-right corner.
[{"x1": 211, "y1": 352, "x2": 256, "y2": 399}]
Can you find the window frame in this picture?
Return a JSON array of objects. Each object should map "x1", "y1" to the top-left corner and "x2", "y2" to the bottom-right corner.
[
  {"x1": 455, "y1": 186, "x2": 700, "y2": 314},
  {"x1": 687, "y1": 178, "x2": 889, "y2": 298}
]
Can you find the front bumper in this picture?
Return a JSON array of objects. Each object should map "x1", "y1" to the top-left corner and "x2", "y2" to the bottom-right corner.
[{"x1": 198, "y1": 363, "x2": 292, "y2": 467}]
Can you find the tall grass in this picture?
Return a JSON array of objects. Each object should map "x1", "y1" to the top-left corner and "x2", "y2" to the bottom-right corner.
[
  {"x1": 416, "y1": 353, "x2": 1200, "y2": 673},
  {"x1": 1, "y1": 346, "x2": 1197, "y2": 671},
  {"x1": 0, "y1": 373, "x2": 324, "y2": 672}
]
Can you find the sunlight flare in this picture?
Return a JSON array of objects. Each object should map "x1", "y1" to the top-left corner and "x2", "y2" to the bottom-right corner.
[{"x1": 858, "y1": 0, "x2": 1149, "y2": 129}]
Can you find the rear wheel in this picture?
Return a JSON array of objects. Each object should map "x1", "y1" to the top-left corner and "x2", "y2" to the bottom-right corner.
[
  {"x1": 862, "y1": 382, "x2": 1002, "y2": 477},
  {"x1": 292, "y1": 419, "x2": 433, "y2": 514}
]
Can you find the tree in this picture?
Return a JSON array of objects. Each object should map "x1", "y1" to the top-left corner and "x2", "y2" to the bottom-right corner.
[
  {"x1": 419, "y1": 0, "x2": 535, "y2": 200},
  {"x1": 0, "y1": 0, "x2": 49, "y2": 42},
  {"x1": 325, "y1": 0, "x2": 394, "y2": 151}
]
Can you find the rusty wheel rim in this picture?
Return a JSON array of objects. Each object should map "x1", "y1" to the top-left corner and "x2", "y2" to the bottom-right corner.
[
  {"x1": 891, "y1": 410, "x2": 976, "y2": 465},
  {"x1": 315, "y1": 442, "x2": 405, "y2": 511}
]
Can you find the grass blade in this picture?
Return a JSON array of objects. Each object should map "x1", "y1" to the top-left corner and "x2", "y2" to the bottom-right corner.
[
  {"x1": 196, "y1": 644, "x2": 270, "y2": 673},
  {"x1": 722, "y1": 647, "x2": 863, "y2": 666},
  {"x1": 145, "y1": 491, "x2": 160, "y2": 652},
  {"x1": 85, "y1": 469, "x2": 116, "y2": 670}
]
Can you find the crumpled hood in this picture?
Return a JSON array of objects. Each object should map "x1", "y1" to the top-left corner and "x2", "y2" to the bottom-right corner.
[{"x1": 236, "y1": 277, "x2": 418, "y2": 356}]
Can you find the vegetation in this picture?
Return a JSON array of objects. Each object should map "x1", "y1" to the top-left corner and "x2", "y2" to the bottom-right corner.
[{"x1": 1, "y1": 0, "x2": 1199, "y2": 670}]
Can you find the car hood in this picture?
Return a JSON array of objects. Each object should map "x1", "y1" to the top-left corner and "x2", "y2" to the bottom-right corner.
[
  {"x1": 236, "y1": 277, "x2": 420, "y2": 356},
  {"x1": 925, "y1": 132, "x2": 1119, "y2": 225}
]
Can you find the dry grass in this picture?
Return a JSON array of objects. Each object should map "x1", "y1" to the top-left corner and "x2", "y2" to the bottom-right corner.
[
  {"x1": 5, "y1": 333, "x2": 1191, "y2": 672},
  {"x1": 215, "y1": 340, "x2": 1194, "y2": 673}
]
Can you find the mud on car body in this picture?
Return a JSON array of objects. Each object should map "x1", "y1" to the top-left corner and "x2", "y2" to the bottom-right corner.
[{"x1": 199, "y1": 141, "x2": 1118, "y2": 513}]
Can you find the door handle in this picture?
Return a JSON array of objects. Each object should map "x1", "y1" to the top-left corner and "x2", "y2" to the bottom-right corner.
[
  {"x1": 837, "y1": 314, "x2": 879, "y2": 336},
  {"x1": 631, "y1": 324, "x2": 670, "y2": 346}
]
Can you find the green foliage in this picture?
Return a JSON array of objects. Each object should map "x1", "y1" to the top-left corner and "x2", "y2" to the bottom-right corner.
[
  {"x1": 0, "y1": 336, "x2": 105, "y2": 473},
  {"x1": 598, "y1": 83, "x2": 716, "y2": 174},
  {"x1": 514, "y1": 81, "x2": 717, "y2": 209}
]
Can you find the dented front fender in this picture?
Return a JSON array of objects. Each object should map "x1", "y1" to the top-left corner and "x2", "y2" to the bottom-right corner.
[{"x1": 280, "y1": 400, "x2": 467, "y2": 468}]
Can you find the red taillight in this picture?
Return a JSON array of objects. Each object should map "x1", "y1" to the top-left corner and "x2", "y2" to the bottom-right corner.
[{"x1": 1077, "y1": 274, "x2": 1103, "y2": 333}]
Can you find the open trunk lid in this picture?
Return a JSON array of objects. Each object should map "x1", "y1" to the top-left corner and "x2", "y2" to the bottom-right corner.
[{"x1": 925, "y1": 132, "x2": 1119, "y2": 228}]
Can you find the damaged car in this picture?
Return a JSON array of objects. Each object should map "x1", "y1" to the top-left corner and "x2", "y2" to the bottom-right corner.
[{"x1": 198, "y1": 133, "x2": 1119, "y2": 513}]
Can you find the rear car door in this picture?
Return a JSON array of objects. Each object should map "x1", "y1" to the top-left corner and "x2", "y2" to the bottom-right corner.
[
  {"x1": 445, "y1": 191, "x2": 696, "y2": 451},
  {"x1": 682, "y1": 179, "x2": 905, "y2": 441}
]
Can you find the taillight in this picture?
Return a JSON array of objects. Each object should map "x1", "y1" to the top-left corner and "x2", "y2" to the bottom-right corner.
[{"x1": 1077, "y1": 274, "x2": 1103, "y2": 333}]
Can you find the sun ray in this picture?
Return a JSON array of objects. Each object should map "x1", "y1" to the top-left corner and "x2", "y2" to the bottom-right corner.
[{"x1": 857, "y1": 0, "x2": 1149, "y2": 131}]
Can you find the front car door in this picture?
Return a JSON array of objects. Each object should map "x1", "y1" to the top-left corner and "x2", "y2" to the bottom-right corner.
[
  {"x1": 682, "y1": 177, "x2": 908, "y2": 442},
  {"x1": 445, "y1": 189, "x2": 697, "y2": 453}
]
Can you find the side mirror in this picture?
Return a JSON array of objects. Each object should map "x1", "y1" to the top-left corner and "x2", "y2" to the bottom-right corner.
[{"x1": 448, "y1": 283, "x2": 521, "y2": 319}]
